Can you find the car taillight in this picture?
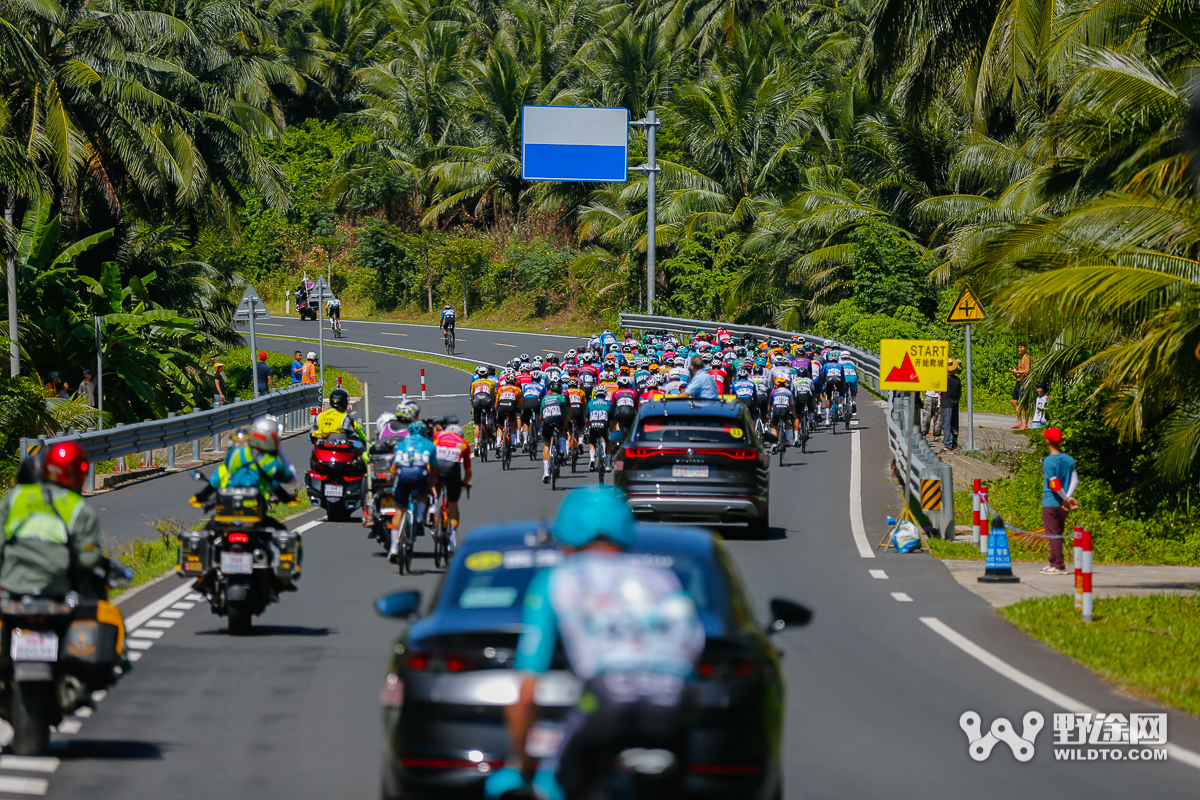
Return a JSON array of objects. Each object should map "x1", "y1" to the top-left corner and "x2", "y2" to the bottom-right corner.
[
  {"x1": 708, "y1": 448, "x2": 758, "y2": 460},
  {"x1": 697, "y1": 656, "x2": 758, "y2": 679},
  {"x1": 403, "y1": 651, "x2": 481, "y2": 672},
  {"x1": 623, "y1": 447, "x2": 657, "y2": 459},
  {"x1": 406, "y1": 654, "x2": 429, "y2": 670},
  {"x1": 228, "y1": 533, "x2": 250, "y2": 544}
]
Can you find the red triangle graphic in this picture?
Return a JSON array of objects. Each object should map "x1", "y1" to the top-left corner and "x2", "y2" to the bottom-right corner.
[{"x1": 885, "y1": 352, "x2": 921, "y2": 383}]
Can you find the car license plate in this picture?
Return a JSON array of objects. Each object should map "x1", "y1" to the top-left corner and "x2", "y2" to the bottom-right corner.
[
  {"x1": 11, "y1": 630, "x2": 58, "y2": 662},
  {"x1": 324, "y1": 483, "x2": 344, "y2": 498},
  {"x1": 220, "y1": 552, "x2": 253, "y2": 575},
  {"x1": 672, "y1": 465, "x2": 709, "y2": 479},
  {"x1": 526, "y1": 723, "x2": 563, "y2": 758}
]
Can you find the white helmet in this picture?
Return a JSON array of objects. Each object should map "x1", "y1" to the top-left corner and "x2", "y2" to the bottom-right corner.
[
  {"x1": 475, "y1": 366, "x2": 489, "y2": 377},
  {"x1": 376, "y1": 412, "x2": 399, "y2": 435},
  {"x1": 306, "y1": 351, "x2": 317, "y2": 360},
  {"x1": 248, "y1": 415, "x2": 281, "y2": 453},
  {"x1": 446, "y1": 424, "x2": 463, "y2": 435},
  {"x1": 444, "y1": 304, "x2": 453, "y2": 310}
]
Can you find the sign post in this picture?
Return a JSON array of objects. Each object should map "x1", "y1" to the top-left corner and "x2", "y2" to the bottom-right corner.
[
  {"x1": 310, "y1": 277, "x2": 336, "y2": 387},
  {"x1": 629, "y1": 111, "x2": 661, "y2": 314},
  {"x1": 879, "y1": 339, "x2": 950, "y2": 522},
  {"x1": 95, "y1": 316, "x2": 103, "y2": 430},
  {"x1": 945, "y1": 284, "x2": 987, "y2": 451},
  {"x1": 234, "y1": 285, "x2": 272, "y2": 398}
]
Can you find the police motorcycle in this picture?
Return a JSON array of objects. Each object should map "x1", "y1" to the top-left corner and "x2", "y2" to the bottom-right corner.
[
  {"x1": 0, "y1": 558, "x2": 133, "y2": 756},
  {"x1": 180, "y1": 468, "x2": 302, "y2": 636}
]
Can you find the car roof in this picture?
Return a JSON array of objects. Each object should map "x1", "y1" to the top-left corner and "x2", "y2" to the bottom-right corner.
[
  {"x1": 459, "y1": 519, "x2": 717, "y2": 557},
  {"x1": 636, "y1": 399, "x2": 743, "y2": 418}
]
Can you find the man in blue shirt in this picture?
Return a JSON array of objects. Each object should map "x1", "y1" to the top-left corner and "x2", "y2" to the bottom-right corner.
[
  {"x1": 290, "y1": 351, "x2": 304, "y2": 385},
  {"x1": 1040, "y1": 427, "x2": 1079, "y2": 575},
  {"x1": 679, "y1": 356, "x2": 719, "y2": 400}
]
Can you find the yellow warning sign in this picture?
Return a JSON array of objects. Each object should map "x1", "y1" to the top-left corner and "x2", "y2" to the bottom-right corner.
[
  {"x1": 879, "y1": 340, "x2": 949, "y2": 392},
  {"x1": 920, "y1": 479, "x2": 943, "y2": 510},
  {"x1": 946, "y1": 284, "x2": 987, "y2": 323}
]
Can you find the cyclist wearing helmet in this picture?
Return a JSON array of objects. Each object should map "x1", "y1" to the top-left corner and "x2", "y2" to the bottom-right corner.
[
  {"x1": 840, "y1": 351, "x2": 859, "y2": 413},
  {"x1": 539, "y1": 380, "x2": 569, "y2": 483},
  {"x1": 611, "y1": 375, "x2": 639, "y2": 433},
  {"x1": 768, "y1": 377, "x2": 795, "y2": 450},
  {"x1": 0, "y1": 443, "x2": 108, "y2": 597},
  {"x1": 204, "y1": 416, "x2": 295, "y2": 496},
  {"x1": 470, "y1": 366, "x2": 498, "y2": 455},
  {"x1": 433, "y1": 423, "x2": 472, "y2": 553},
  {"x1": 485, "y1": 486, "x2": 705, "y2": 800},
  {"x1": 440, "y1": 304, "x2": 456, "y2": 336},
  {"x1": 389, "y1": 421, "x2": 438, "y2": 564},
  {"x1": 312, "y1": 388, "x2": 368, "y2": 444},
  {"x1": 495, "y1": 374, "x2": 523, "y2": 450},
  {"x1": 821, "y1": 351, "x2": 846, "y2": 426},
  {"x1": 520, "y1": 371, "x2": 547, "y2": 448},
  {"x1": 731, "y1": 369, "x2": 758, "y2": 414},
  {"x1": 565, "y1": 378, "x2": 586, "y2": 446},
  {"x1": 586, "y1": 388, "x2": 613, "y2": 470},
  {"x1": 376, "y1": 412, "x2": 407, "y2": 440}
]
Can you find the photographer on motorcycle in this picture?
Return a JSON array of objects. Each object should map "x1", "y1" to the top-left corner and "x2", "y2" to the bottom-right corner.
[
  {"x1": 311, "y1": 388, "x2": 368, "y2": 443},
  {"x1": 0, "y1": 443, "x2": 108, "y2": 599},
  {"x1": 191, "y1": 416, "x2": 295, "y2": 521},
  {"x1": 486, "y1": 486, "x2": 705, "y2": 800}
]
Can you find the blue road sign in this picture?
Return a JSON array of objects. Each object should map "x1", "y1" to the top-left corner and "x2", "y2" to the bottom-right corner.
[{"x1": 522, "y1": 106, "x2": 629, "y2": 183}]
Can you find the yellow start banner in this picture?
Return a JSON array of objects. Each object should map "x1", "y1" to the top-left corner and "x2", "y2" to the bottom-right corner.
[{"x1": 879, "y1": 339, "x2": 950, "y2": 392}]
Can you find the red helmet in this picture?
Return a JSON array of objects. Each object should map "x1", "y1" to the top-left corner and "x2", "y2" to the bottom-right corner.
[{"x1": 44, "y1": 442, "x2": 89, "y2": 493}]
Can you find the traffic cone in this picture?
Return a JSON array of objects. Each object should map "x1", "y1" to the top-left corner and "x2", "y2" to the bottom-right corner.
[{"x1": 978, "y1": 513, "x2": 1020, "y2": 583}]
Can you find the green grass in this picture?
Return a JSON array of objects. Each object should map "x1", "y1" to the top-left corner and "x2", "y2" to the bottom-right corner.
[
  {"x1": 219, "y1": 346, "x2": 363, "y2": 397},
  {"x1": 1001, "y1": 595, "x2": 1200, "y2": 715},
  {"x1": 262, "y1": 334, "x2": 478, "y2": 374}
]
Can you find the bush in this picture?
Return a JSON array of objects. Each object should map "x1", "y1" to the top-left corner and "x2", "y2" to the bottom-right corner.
[{"x1": 851, "y1": 221, "x2": 937, "y2": 319}]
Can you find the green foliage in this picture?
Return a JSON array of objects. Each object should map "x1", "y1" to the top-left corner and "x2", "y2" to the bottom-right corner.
[
  {"x1": 218, "y1": 348, "x2": 362, "y2": 399},
  {"x1": 659, "y1": 226, "x2": 745, "y2": 320},
  {"x1": 352, "y1": 219, "x2": 417, "y2": 312},
  {"x1": 850, "y1": 222, "x2": 937, "y2": 318}
]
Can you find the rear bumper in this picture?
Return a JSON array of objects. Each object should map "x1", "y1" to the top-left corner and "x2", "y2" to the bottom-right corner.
[{"x1": 623, "y1": 493, "x2": 766, "y2": 523}]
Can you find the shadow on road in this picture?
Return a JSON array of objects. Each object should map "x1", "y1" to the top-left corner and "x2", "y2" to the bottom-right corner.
[
  {"x1": 194, "y1": 625, "x2": 336, "y2": 637},
  {"x1": 63, "y1": 739, "x2": 166, "y2": 760}
]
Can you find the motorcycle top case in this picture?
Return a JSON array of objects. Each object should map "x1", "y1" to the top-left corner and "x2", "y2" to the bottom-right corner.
[
  {"x1": 214, "y1": 487, "x2": 267, "y2": 524},
  {"x1": 178, "y1": 529, "x2": 211, "y2": 575},
  {"x1": 64, "y1": 601, "x2": 125, "y2": 667},
  {"x1": 272, "y1": 531, "x2": 302, "y2": 581}
]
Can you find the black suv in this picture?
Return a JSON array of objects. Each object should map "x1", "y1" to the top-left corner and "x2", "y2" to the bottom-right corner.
[{"x1": 613, "y1": 398, "x2": 771, "y2": 537}]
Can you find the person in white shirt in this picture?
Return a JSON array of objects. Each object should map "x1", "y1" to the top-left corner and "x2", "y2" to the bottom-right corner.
[
  {"x1": 1031, "y1": 383, "x2": 1050, "y2": 428},
  {"x1": 920, "y1": 388, "x2": 941, "y2": 437}
]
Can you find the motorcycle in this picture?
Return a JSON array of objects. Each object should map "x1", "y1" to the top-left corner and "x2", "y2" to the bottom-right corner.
[
  {"x1": 305, "y1": 431, "x2": 367, "y2": 522},
  {"x1": 295, "y1": 292, "x2": 317, "y2": 321},
  {"x1": 180, "y1": 471, "x2": 302, "y2": 636},
  {"x1": 365, "y1": 440, "x2": 400, "y2": 549},
  {"x1": 0, "y1": 560, "x2": 133, "y2": 755}
]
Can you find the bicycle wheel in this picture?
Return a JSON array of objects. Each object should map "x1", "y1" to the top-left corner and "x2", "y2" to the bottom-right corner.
[
  {"x1": 597, "y1": 441, "x2": 606, "y2": 484},
  {"x1": 432, "y1": 497, "x2": 444, "y2": 569},
  {"x1": 404, "y1": 526, "x2": 414, "y2": 573},
  {"x1": 479, "y1": 425, "x2": 489, "y2": 463},
  {"x1": 779, "y1": 439, "x2": 786, "y2": 467},
  {"x1": 397, "y1": 513, "x2": 409, "y2": 575},
  {"x1": 844, "y1": 401, "x2": 851, "y2": 431},
  {"x1": 550, "y1": 444, "x2": 558, "y2": 490}
]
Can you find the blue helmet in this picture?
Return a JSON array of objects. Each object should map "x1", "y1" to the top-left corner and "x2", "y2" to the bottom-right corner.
[
  {"x1": 554, "y1": 486, "x2": 635, "y2": 549},
  {"x1": 408, "y1": 420, "x2": 429, "y2": 438}
]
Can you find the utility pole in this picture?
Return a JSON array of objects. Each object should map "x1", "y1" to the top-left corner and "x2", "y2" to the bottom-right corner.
[
  {"x1": 5, "y1": 194, "x2": 17, "y2": 377},
  {"x1": 95, "y1": 317, "x2": 103, "y2": 430},
  {"x1": 630, "y1": 110, "x2": 661, "y2": 315}
]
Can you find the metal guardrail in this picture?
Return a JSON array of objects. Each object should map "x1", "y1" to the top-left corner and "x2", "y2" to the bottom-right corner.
[
  {"x1": 21, "y1": 384, "x2": 324, "y2": 490},
  {"x1": 618, "y1": 313, "x2": 882, "y2": 389},
  {"x1": 885, "y1": 393, "x2": 954, "y2": 539}
]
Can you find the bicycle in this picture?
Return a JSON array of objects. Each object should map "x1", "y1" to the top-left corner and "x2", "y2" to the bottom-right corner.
[
  {"x1": 500, "y1": 424, "x2": 513, "y2": 471},
  {"x1": 395, "y1": 490, "x2": 417, "y2": 575},
  {"x1": 476, "y1": 414, "x2": 492, "y2": 463},
  {"x1": 594, "y1": 434, "x2": 607, "y2": 484},
  {"x1": 828, "y1": 387, "x2": 841, "y2": 434},
  {"x1": 548, "y1": 432, "x2": 561, "y2": 490},
  {"x1": 842, "y1": 393, "x2": 852, "y2": 432},
  {"x1": 431, "y1": 484, "x2": 449, "y2": 569},
  {"x1": 331, "y1": 315, "x2": 342, "y2": 339},
  {"x1": 777, "y1": 416, "x2": 790, "y2": 466},
  {"x1": 443, "y1": 325, "x2": 455, "y2": 355},
  {"x1": 797, "y1": 409, "x2": 810, "y2": 454}
]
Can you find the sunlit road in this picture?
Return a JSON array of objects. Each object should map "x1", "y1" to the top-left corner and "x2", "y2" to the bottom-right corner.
[{"x1": 44, "y1": 325, "x2": 1200, "y2": 799}]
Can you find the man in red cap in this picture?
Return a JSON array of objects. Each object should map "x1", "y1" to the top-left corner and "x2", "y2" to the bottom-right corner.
[
  {"x1": 255, "y1": 351, "x2": 273, "y2": 395},
  {"x1": 1040, "y1": 427, "x2": 1079, "y2": 575}
]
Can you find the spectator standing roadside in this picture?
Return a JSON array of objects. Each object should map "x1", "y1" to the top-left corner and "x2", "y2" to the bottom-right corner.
[
  {"x1": 940, "y1": 359, "x2": 962, "y2": 453},
  {"x1": 920, "y1": 387, "x2": 941, "y2": 438},
  {"x1": 77, "y1": 370, "x2": 96, "y2": 408},
  {"x1": 1040, "y1": 427, "x2": 1079, "y2": 575},
  {"x1": 302, "y1": 352, "x2": 318, "y2": 384},
  {"x1": 213, "y1": 363, "x2": 228, "y2": 405},
  {"x1": 678, "y1": 356, "x2": 719, "y2": 400},
  {"x1": 291, "y1": 351, "x2": 304, "y2": 385},
  {"x1": 1009, "y1": 344, "x2": 1031, "y2": 430},
  {"x1": 255, "y1": 351, "x2": 273, "y2": 395},
  {"x1": 1030, "y1": 383, "x2": 1050, "y2": 428},
  {"x1": 57, "y1": 381, "x2": 70, "y2": 400}
]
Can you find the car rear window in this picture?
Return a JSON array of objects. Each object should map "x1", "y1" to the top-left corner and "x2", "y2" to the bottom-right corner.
[
  {"x1": 441, "y1": 546, "x2": 721, "y2": 617},
  {"x1": 636, "y1": 416, "x2": 747, "y2": 444}
]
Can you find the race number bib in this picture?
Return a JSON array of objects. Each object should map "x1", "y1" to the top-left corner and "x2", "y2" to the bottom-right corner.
[
  {"x1": 773, "y1": 394, "x2": 791, "y2": 408},
  {"x1": 436, "y1": 445, "x2": 462, "y2": 464},
  {"x1": 617, "y1": 396, "x2": 635, "y2": 407},
  {"x1": 589, "y1": 409, "x2": 609, "y2": 422},
  {"x1": 543, "y1": 404, "x2": 562, "y2": 420}
]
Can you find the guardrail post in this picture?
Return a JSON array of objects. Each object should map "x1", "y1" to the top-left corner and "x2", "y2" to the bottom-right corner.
[
  {"x1": 142, "y1": 420, "x2": 153, "y2": 469},
  {"x1": 192, "y1": 408, "x2": 201, "y2": 462},
  {"x1": 166, "y1": 413, "x2": 176, "y2": 468},
  {"x1": 213, "y1": 397, "x2": 223, "y2": 452}
]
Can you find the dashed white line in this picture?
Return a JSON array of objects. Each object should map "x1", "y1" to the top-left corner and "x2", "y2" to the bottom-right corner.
[
  {"x1": 170, "y1": 603, "x2": 195, "y2": 611},
  {"x1": 73, "y1": 707, "x2": 92, "y2": 718},
  {"x1": 126, "y1": 582, "x2": 195, "y2": 631},
  {"x1": 144, "y1": 619, "x2": 175, "y2": 629},
  {"x1": 920, "y1": 616, "x2": 1200, "y2": 770},
  {"x1": 128, "y1": 652, "x2": 143, "y2": 662},
  {"x1": 130, "y1": 629, "x2": 164, "y2": 639},
  {"x1": 293, "y1": 518, "x2": 325, "y2": 535},
  {"x1": 53, "y1": 720, "x2": 80, "y2": 735},
  {"x1": 891, "y1": 592, "x2": 913, "y2": 602},
  {"x1": 0, "y1": 756, "x2": 59, "y2": 773},
  {"x1": 849, "y1": 430, "x2": 875, "y2": 559},
  {"x1": 158, "y1": 610, "x2": 185, "y2": 619},
  {"x1": 0, "y1": 774, "x2": 50, "y2": 794},
  {"x1": 869, "y1": 569, "x2": 889, "y2": 579},
  {"x1": 126, "y1": 640, "x2": 154, "y2": 651}
]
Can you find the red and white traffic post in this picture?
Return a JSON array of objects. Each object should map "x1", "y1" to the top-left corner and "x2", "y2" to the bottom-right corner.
[
  {"x1": 1081, "y1": 529, "x2": 1093, "y2": 622},
  {"x1": 972, "y1": 478, "x2": 982, "y2": 549},
  {"x1": 979, "y1": 487, "x2": 990, "y2": 556},
  {"x1": 421, "y1": 369, "x2": 427, "y2": 399},
  {"x1": 1074, "y1": 526, "x2": 1084, "y2": 610},
  {"x1": 402, "y1": 384, "x2": 407, "y2": 401}
]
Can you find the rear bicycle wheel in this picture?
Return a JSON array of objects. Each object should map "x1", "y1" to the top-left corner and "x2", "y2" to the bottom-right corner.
[
  {"x1": 779, "y1": 440, "x2": 786, "y2": 467},
  {"x1": 432, "y1": 501, "x2": 444, "y2": 569}
]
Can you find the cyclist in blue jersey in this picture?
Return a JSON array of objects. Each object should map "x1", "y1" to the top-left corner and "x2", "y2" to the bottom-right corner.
[
  {"x1": 389, "y1": 420, "x2": 437, "y2": 564},
  {"x1": 731, "y1": 370, "x2": 759, "y2": 416},
  {"x1": 840, "y1": 351, "x2": 859, "y2": 413},
  {"x1": 820, "y1": 352, "x2": 845, "y2": 426},
  {"x1": 485, "y1": 486, "x2": 705, "y2": 800},
  {"x1": 520, "y1": 375, "x2": 547, "y2": 448},
  {"x1": 440, "y1": 304, "x2": 456, "y2": 337}
]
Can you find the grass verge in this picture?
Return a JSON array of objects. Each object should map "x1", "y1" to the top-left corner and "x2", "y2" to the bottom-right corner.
[
  {"x1": 219, "y1": 346, "x2": 362, "y2": 397},
  {"x1": 263, "y1": 334, "x2": 480, "y2": 374},
  {"x1": 107, "y1": 488, "x2": 314, "y2": 600},
  {"x1": 1001, "y1": 594, "x2": 1200, "y2": 715}
]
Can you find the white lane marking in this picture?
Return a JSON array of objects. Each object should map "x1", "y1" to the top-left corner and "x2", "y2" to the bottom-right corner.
[
  {"x1": 849, "y1": 430, "x2": 875, "y2": 559},
  {"x1": 385, "y1": 394, "x2": 467, "y2": 399},
  {"x1": 126, "y1": 582, "x2": 195, "y2": 631},
  {"x1": 869, "y1": 569, "x2": 889, "y2": 579},
  {"x1": 126, "y1": 640, "x2": 154, "y2": 651},
  {"x1": 144, "y1": 619, "x2": 174, "y2": 629},
  {"x1": 170, "y1": 603, "x2": 195, "y2": 611},
  {"x1": 53, "y1": 720, "x2": 81, "y2": 736},
  {"x1": 130, "y1": 629, "x2": 164, "y2": 639},
  {"x1": 157, "y1": 611, "x2": 185, "y2": 619},
  {"x1": 0, "y1": 756, "x2": 59, "y2": 773},
  {"x1": 304, "y1": 318, "x2": 584, "y2": 341},
  {"x1": 128, "y1": 652, "x2": 143, "y2": 662},
  {"x1": 185, "y1": 593, "x2": 202, "y2": 601},
  {"x1": 274, "y1": 336, "x2": 502, "y2": 369},
  {"x1": 891, "y1": 592, "x2": 913, "y2": 602},
  {"x1": 0, "y1": 774, "x2": 50, "y2": 794},
  {"x1": 851, "y1": 419, "x2": 859, "y2": 425},
  {"x1": 293, "y1": 518, "x2": 325, "y2": 535},
  {"x1": 91, "y1": 691, "x2": 106, "y2": 703},
  {"x1": 920, "y1": 617, "x2": 1200, "y2": 771},
  {"x1": 73, "y1": 707, "x2": 92, "y2": 718}
]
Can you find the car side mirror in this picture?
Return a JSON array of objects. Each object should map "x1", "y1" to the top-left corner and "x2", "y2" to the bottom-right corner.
[
  {"x1": 608, "y1": 430, "x2": 625, "y2": 444},
  {"x1": 766, "y1": 598, "x2": 811, "y2": 634},
  {"x1": 190, "y1": 470, "x2": 207, "y2": 482},
  {"x1": 375, "y1": 590, "x2": 421, "y2": 619}
]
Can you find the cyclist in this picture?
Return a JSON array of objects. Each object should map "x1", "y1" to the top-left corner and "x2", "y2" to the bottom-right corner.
[
  {"x1": 470, "y1": 366, "x2": 498, "y2": 456},
  {"x1": 792, "y1": 371, "x2": 816, "y2": 442},
  {"x1": 389, "y1": 420, "x2": 438, "y2": 565},
  {"x1": 840, "y1": 351, "x2": 859, "y2": 413},
  {"x1": 821, "y1": 351, "x2": 845, "y2": 426},
  {"x1": 326, "y1": 296, "x2": 342, "y2": 330},
  {"x1": 440, "y1": 304, "x2": 456, "y2": 339},
  {"x1": 539, "y1": 379, "x2": 569, "y2": 484},
  {"x1": 586, "y1": 388, "x2": 614, "y2": 471},
  {"x1": 731, "y1": 369, "x2": 759, "y2": 416},
  {"x1": 768, "y1": 376, "x2": 795, "y2": 452},
  {"x1": 565, "y1": 378, "x2": 586, "y2": 455},
  {"x1": 495, "y1": 374, "x2": 523, "y2": 453},
  {"x1": 485, "y1": 486, "x2": 705, "y2": 800},
  {"x1": 520, "y1": 370, "x2": 547, "y2": 449},
  {"x1": 433, "y1": 423, "x2": 472, "y2": 554},
  {"x1": 610, "y1": 375, "x2": 639, "y2": 435}
]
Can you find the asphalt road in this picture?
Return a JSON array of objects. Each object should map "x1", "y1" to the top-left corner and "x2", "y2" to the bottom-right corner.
[{"x1": 33, "y1": 322, "x2": 1200, "y2": 799}]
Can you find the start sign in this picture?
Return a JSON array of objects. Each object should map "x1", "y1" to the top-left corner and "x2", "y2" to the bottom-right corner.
[{"x1": 879, "y1": 339, "x2": 950, "y2": 392}]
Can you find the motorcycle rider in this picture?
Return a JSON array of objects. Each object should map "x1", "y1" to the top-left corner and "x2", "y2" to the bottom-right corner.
[
  {"x1": 192, "y1": 416, "x2": 295, "y2": 523},
  {"x1": 311, "y1": 388, "x2": 368, "y2": 444},
  {"x1": 0, "y1": 443, "x2": 107, "y2": 598},
  {"x1": 485, "y1": 486, "x2": 705, "y2": 800}
]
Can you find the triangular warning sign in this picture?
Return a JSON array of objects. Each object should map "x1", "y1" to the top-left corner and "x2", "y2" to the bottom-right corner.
[
  {"x1": 946, "y1": 284, "x2": 987, "y2": 323},
  {"x1": 885, "y1": 352, "x2": 921, "y2": 383}
]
